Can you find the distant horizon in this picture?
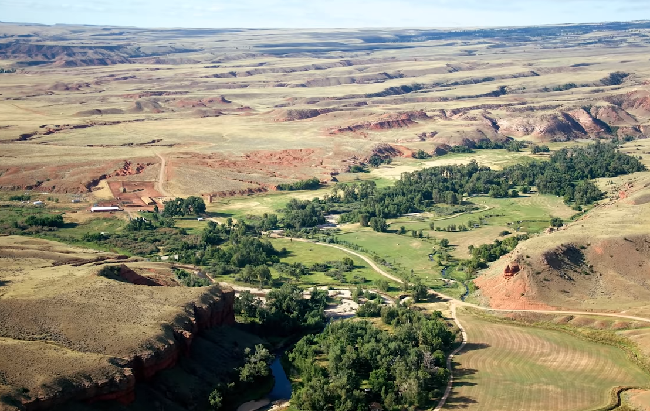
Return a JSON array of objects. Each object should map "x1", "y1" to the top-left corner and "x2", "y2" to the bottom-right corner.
[
  {"x1": 1, "y1": 0, "x2": 650, "y2": 30},
  {"x1": 2, "y1": 19, "x2": 650, "y2": 31}
]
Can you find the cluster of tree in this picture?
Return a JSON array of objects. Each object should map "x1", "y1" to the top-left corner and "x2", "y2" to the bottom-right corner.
[
  {"x1": 161, "y1": 196, "x2": 206, "y2": 217},
  {"x1": 504, "y1": 140, "x2": 526, "y2": 152},
  {"x1": 282, "y1": 198, "x2": 327, "y2": 229},
  {"x1": 462, "y1": 235, "x2": 528, "y2": 272},
  {"x1": 23, "y1": 214, "x2": 64, "y2": 228},
  {"x1": 447, "y1": 145, "x2": 475, "y2": 154},
  {"x1": 322, "y1": 142, "x2": 644, "y2": 224},
  {"x1": 174, "y1": 268, "x2": 211, "y2": 287},
  {"x1": 601, "y1": 71, "x2": 629, "y2": 86},
  {"x1": 208, "y1": 345, "x2": 273, "y2": 411},
  {"x1": 349, "y1": 164, "x2": 369, "y2": 173},
  {"x1": 531, "y1": 144, "x2": 550, "y2": 154},
  {"x1": 370, "y1": 217, "x2": 389, "y2": 232},
  {"x1": 288, "y1": 306, "x2": 454, "y2": 411},
  {"x1": 8, "y1": 194, "x2": 30, "y2": 201},
  {"x1": 126, "y1": 217, "x2": 155, "y2": 231},
  {"x1": 541, "y1": 83, "x2": 581, "y2": 92},
  {"x1": 413, "y1": 149, "x2": 432, "y2": 159},
  {"x1": 277, "y1": 177, "x2": 321, "y2": 191},
  {"x1": 245, "y1": 213, "x2": 279, "y2": 232},
  {"x1": 234, "y1": 284, "x2": 327, "y2": 336},
  {"x1": 237, "y1": 264, "x2": 272, "y2": 287},
  {"x1": 368, "y1": 154, "x2": 392, "y2": 167}
]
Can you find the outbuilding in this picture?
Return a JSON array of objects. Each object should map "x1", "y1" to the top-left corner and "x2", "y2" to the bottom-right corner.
[{"x1": 91, "y1": 206, "x2": 122, "y2": 213}]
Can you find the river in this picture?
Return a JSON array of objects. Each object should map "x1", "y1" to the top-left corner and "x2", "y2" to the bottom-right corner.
[{"x1": 268, "y1": 356, "x2": 292, "y2": 400}]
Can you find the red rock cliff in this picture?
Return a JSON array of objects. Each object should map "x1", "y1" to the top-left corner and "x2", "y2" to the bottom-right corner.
[{"x1": 21, "y1": 286, "x2": 235, "y2": 411}]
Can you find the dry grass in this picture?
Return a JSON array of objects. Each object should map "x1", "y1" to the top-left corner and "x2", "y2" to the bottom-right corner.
[
  {"x1": 0, "y1": 235, "x2": 231, "y2": 406},
  {"x1": 2, "y1": 24, "x2": 650, "y2": 199}
]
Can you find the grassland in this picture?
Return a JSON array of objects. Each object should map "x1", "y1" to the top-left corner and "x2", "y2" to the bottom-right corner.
[{"x1": 447, "y1": 309, "x2": 650, "y2": 411}]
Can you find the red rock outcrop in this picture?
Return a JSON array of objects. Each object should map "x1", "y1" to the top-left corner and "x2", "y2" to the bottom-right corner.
[
  {"x1": 20, "y1": 287, "x2": 235, "y2": 411},
  {"x1": 504, "y1": 264, "x2": 521, "y2": 278},
  {"x1": 566, "y1": 109, "x2": 608, "y2": 134},
  {"x1": 497, "y1": 114, "x2": 586, "y2": 140}
]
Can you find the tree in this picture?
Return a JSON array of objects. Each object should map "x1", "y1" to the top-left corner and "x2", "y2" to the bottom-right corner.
[
  {"x1": 235, "y1": 291, "x2": 261, "y2": 318},
  {"x1": 429, "y1": 222, "x2": 435, "y2": 230},
  {"x1": 239, "y1": 345, "x2": 273, "y2": 383},
  {"x1": 375, "y1": 279, "x2": 390, "y2": 292},
  {"x1": 208, "y1": 390, "x2": 223, "y2": 410},
  {"x1": 183, "y1": 196, "x2": 206, "y2": 215},
  {"x1": 413, "y1": 149, "x2": 431, "y2": 159},
  {"x1": 370, "y1": 217, "x2": 388, "y2": 233},
  {"x1": 411, "y1": 281, "x2": 428, "y2": 302},
  {"x1": 399, "y1": 226, "x2": 407, "y2": 235},
  {"x1": 255, "y1": 265, "x2": 271, "y2": 287},
  {"x1": 550, "y1": 217, "x2": 564, "y2": 228},
  {"x1": 440, "y1": 238, "x2": 450, "y2": 248},
  {"x1": 359, "y1": 214, "x2": 369, "y2": 227}
]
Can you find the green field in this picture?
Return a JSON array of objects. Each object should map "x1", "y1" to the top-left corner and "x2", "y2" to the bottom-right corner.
[{"x1": 447, "y1": 310, "x2": 650, "y2": 411}]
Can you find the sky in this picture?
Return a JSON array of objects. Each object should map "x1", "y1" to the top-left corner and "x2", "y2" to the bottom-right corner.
[{"x1": 1, "y1": 0, "x2": 650, "y2": 28}]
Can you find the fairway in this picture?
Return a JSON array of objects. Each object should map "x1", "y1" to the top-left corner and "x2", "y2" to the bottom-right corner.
[{"x1": 445, "y1": 311, "x2": 650, "y2": 411}]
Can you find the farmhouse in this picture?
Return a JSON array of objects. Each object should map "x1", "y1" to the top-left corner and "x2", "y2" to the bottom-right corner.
[{"x1": 91, "y1": 206, "x2": 122, "y2": 213}]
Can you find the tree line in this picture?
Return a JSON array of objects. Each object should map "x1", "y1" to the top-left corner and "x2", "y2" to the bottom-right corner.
[{"x1": 318, "y1": 141, "x2": 644, "y2": 226}]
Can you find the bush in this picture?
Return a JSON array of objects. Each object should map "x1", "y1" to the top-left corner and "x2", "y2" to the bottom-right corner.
[
  {"x1": 277, "y1": 177, "x2": 321, "y2": 191},
  {"x1": 9, "y1": 195, "x2": 30, "y2": 201},
  {"x1": 24, "y1": 214, "x2": 64, "y2": 228}
]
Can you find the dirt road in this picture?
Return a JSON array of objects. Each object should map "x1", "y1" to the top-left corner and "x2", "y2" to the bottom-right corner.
[{"x1": 155, "y1": 152, "x2": 172, "y2": 198}]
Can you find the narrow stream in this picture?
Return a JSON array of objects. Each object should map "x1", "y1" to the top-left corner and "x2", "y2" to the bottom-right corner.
[{"x1": 268, "y1": 356, "x2": 291, "y2": 400}]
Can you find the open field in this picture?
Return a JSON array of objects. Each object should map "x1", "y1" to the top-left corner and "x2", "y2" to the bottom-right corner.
[
  {"x1": 2, "y1": 22, "x2": 650, "y2": 205},
  {"x1": 447, "y1": 309, "x2": 650, "y2": 411}
]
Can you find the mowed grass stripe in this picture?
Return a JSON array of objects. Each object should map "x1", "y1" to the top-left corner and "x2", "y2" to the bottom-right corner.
[{"x1": 446, "y1": 312, "x2": 650, "y2": 411}]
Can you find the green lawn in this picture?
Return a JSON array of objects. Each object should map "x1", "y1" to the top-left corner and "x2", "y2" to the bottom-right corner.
[{"x1": 269, "y1": 238, "x2": 402, "y2": 291}]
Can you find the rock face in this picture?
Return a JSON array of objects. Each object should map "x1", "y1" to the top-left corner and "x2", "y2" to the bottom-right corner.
[
  {"x1": 504, "y1": 264, "x2": 521, "y2": 278},
  {"x1": 16, "y1": 287, "x2": 235, "y2": 411}
]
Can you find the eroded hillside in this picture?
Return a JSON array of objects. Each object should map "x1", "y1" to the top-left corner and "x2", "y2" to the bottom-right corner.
[{"x1": 2, "y1": 23, "x2": 650, "y2": 202}]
